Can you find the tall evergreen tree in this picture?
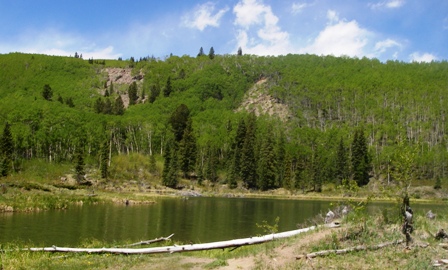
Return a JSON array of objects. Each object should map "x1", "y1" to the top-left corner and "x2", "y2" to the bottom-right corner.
[
  {"x1": 162, "y1": 141, "x2": 178, "y2": 188},
  {"x1": 42, "y1": 84, "x2": 53, "y2": 101},
  {"x1": 351, "y1": 128, "x2": 371, "y2": 186},
  {"x1": 257, "y1": 131, "x2": 277, "y2": 190},
  {"x1": 74, "y1": 148, "x2": 85, "y2": 183},
  {"x1": 169, "y1": 104, "x2": 190, "y2": 142},
  {"x1": 128, "y1": 81, "x2": 138, "y2": 105},
  {"x1": 94, "y1": 98, "x2": 104, "y2": 113},
  {"x1": 197, "y1": 47, "x2": 205, "y2": 57},
  {"x1": 179, "y1": 118, "x2": 197, "y2": 178},
  {"x1": 0, "y1": 122, "x2": 13, "y2": 177},
  {"x1": 229, "y1": 118, "x2": 246, "y2": 177},
  {"x1": 227, "y1": 150, "x2": 239, "y2": 189},
  {"x1": 283, "y1": 153, "x2": 293, "y2": 190},
  {"x1": 208, "y1": 47, "x2": 215, "y2": 59},
  {"x1": 113, "y1": 96, "x2": 125, "y2": 115},
  {"x1": 103, "y1": 98, "x2": 112, "y2": 114},
  {"x1": 237, "y1": 47, "x2": 243, "y2": 56},
  {"x1": 109, "y1": 81, "x2": 114, "y2": 95},
  {"x1": 294, "y1": 156, "x2": 306, "y2": 193},
  {"x1": 164, "y1": 76, "x2": 172, "y2": 97},
  {"x1": 149, "y1": 84, "x2": 160, "y2": 103},
  {"x1": 241, "y1": 113, "x2": 257, "y2": 189},
  {"x1": 276, "y1": 132, "x2": 286, "y2": 187}
]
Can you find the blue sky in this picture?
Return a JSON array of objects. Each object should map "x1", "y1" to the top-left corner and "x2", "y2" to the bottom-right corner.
[{"x1": 0, "y1": 0, "x2": 447, "y2": 62}]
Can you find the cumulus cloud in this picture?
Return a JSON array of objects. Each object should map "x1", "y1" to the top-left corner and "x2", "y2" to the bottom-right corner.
[
  {"x1": 410, "y1": 52, "x2": 437, "y2": 62},
  {"x1": 374, "y1": 38, "x2": 402, "y2": 54},
  {"x1": 233, "y1": 0, "x2": 291, "y2": 55},
  {"x1": 369, "y1": 0, "x2": 405, "y2": 10},
  {"x1": 299, "y1": 10, "x2": 370, "y2": 57},
  {"x1": 182, "y1": 2, "x2": 229, "y2": 31}
]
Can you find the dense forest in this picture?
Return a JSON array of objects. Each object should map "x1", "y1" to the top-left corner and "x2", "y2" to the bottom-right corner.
[{"x1": 0, "y1": 52, "x2": 447, "y2": 192}]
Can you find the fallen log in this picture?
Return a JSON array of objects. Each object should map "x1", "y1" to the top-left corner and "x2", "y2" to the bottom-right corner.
[
  {"x1": 296, "y1": 240, "x2": 404, "y2": 260},
  {"x1": 28, "y1": 223, "x2": 339, "y2": 255}
]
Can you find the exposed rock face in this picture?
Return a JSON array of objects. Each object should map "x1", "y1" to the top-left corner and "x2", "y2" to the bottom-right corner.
[
  {"x1": 236, "y1": 78, "x2": 290, "y2": 121},
  {"x1": 103, "y1": 68, "x2": 144, "y2": 86}
]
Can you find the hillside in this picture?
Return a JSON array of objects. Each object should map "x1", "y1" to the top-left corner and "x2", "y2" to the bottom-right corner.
[{"x1": 0, "y1": 52, "x2": 448, "y2": 193}]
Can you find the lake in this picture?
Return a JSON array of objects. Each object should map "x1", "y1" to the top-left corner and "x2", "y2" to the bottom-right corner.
[{"x1": 0, "y1": 196, "x2": 444, "y2": 246}]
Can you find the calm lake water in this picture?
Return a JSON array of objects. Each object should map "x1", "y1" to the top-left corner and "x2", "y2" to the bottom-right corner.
[{"x1": 0, "y1": 197, "x2": 445, "y2": 246}]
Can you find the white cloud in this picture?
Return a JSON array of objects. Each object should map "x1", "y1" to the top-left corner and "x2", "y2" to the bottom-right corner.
[
  {"x1": 182, "y1": 2, "x2": 229, "y2": 31},
  {"x1": 326, "y1": 10, "x2": 339, "y2": 25},
  {"x1": 233, "y1": 0, "x2": 291, "y2": 55},
  {"x1": 369, "y1": 0, "x2": 405, "y2": 10},
  {"x1": 374, "y1": 38, "x2": 402, "y2": 54},
  {"x1": 299, "y1": 11, "x2": 370, "y2": 57},
  {"x1": 291, "y1": 2, "x2": 313, "y2": 14},
  {"x1": 409, "y1": 52, "x2": 437, "y2": 62}
]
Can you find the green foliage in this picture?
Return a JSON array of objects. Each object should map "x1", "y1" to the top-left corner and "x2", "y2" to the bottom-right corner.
[
  {"x1": 169, "y1": 104, "x2": 190, "y2": 142},
  {"x1": 256, "y1": 216, "x2": 280, "y2": 235},
  {"x1": 0, "y1": 52, "x2": 448, "y2": 191}
]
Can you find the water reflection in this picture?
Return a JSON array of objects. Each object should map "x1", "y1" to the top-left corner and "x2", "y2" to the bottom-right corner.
[{"x1": 0, "y1": 197, "x2": 445, "y2": 246}]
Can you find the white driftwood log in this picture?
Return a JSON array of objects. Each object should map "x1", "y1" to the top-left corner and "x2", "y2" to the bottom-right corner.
[
  {"x1": 28, "y1": 223, "x2": 339, "y2": 255},
  {"x1": 296, "y1": 240, "x2": 404, "y2": 259}
]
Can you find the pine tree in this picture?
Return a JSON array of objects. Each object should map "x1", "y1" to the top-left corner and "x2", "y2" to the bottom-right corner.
[
  {"x1": 42, "y1": 84, "x2": 53, "y2": 101},
  {"x1": 164, "y1": 76, "x2": 172, "y2": 97},
  {"x1": 237, "y1": 47, "x2": 243, "y2": 56},
  {"x1": 209, "y1": 47, "x2": 215, "y2": 59},
  {"x1": 57, "y1": 94, "x2": 64, "y2": 103},
  {"x1": 241, "y1": 113, "x2": 257, "y2": 189},
  {"x1": 162, "y1": 141, "x2": 178, "y2": 188},
  {"x1": 0, "y1": 122, "x2": 13, "y2": 177},
  {"x1": 94, "y1": 98, "x2": 104, "y2": 114},
  {"x1": 103, "y1": 98, "x2": 112, "y2": 114},
  {"x1": 75, "y1": 148, "x2": 85, "y2": 183},
  {"x1": 276, "y1": 132, "x2": 286, "y2": 187},
  {"x1": 179, "y1": 118, "x2": 197, "y2": 178},
  {"x1": 257, "y1": 131, "x2": 277, "y2": 190},
  {"x1": 109, "y1": 81, "x2": 114, "y2": 95},
  {"x1": 294, "y1": 156, "x2": 306, "y2": 193},
  {"x1": 128, "y1": 81, "x2": 138, "y2": 105},
  {"x1": 283, "y1": 153, "x2": 293, "y2": 190},
  {"x1": 149, "y1": 84, "x2": 160, "y2": 103},
  {"x1": 227, "y1": 151, "x2": 239, "y2": 189},
  {"x1": 351, "y1": 128, "x2": 371, "y2": 186},
  {"x1": 197, "y1": 47, "x2": 205, "y2": 57},
  {"x1": 113, "y1": 96, "x2": 125, "y2": 115},
  {"x1": 169, "y1": 104, "x2": 190, "y2": 142}
]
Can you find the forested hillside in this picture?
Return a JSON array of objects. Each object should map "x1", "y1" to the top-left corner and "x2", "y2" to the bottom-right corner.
[{"x1": 0, "y1": 52, "x2": 447, "y2": 192}]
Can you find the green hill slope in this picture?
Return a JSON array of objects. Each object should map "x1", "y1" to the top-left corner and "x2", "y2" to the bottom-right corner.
[{"x1": 0, "y1": 52, "x2": 447, "y2": 192}]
